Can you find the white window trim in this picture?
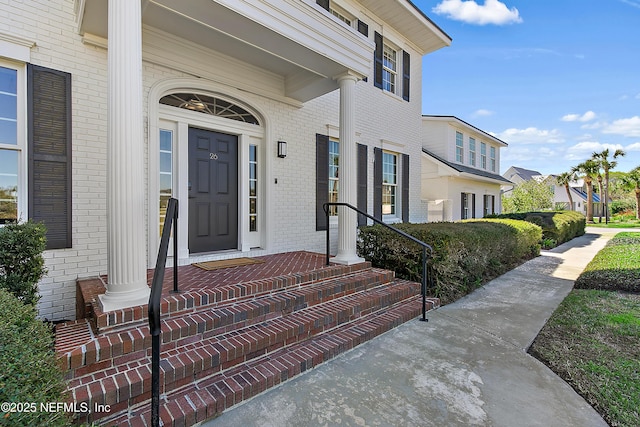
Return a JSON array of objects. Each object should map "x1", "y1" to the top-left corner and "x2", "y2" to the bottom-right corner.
[
  {"x1": 455, "y1": 131, "x2": 464, "y2": 164},
  {"x1": 328, "y1": 139, "x2": 339, "y2": 222},
  {"x1": 382, "y1": 43, "x2": 397, "y2": 94},
  {"x1": 382, "y1": 151, "x2": 401, "y2": 223},
  {"x1": 469, "y1": 137, "x2": 476, "y2": 167},
  {"x1": 0, "y1": 59, "x2": 27, "y2": 224}
]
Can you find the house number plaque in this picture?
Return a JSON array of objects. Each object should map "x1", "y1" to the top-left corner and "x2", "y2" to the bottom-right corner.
[{"x1": 209, "y1": 153, "x2": 218, "y2": 160}]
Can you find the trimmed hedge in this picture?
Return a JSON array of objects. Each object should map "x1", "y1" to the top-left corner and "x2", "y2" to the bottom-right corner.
[
  {"x1": 0, "y1": 221, "x2": 47, "y2": 305},
  {"x1": 0, "y1": 289, "x2": 69, "y2": 426},
  {"x1": 357, "y1": 219, "x2": 542, "y2": 305},
  {"x1": 574, "y1": 232, "x2": 640, "y2": 293},
  {"x1": 489, "y1": 211, "x2": 585, "y2": 246}
]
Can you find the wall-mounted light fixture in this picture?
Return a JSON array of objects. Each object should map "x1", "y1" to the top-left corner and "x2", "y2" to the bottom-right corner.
[{"x1": 277, "y1": 140, "x2": 287, "y2": 158}]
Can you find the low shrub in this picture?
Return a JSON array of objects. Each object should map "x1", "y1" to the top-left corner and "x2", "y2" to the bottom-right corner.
[
  {"x1": 610, "y1": 199, "x2": 635, "y2": 215},
  {"x1": 0, "y1": 288, "x2": 69, "y2": 426},
  {"x1": 0, "y1": 220, "x2": 47, "y2": 305},
  {"x1": 575, "y1": 232, "x2": 640, "y2": 293},
  {"x1": 488, "y1": 211, "x2": 585, "y2": 246},
  {"x1": 357, "y1": 219, "x2": 541, "y2": 305}
]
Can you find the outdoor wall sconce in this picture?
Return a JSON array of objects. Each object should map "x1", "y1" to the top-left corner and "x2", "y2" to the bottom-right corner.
[{"x1": 277, "y1": 140, "x2": 287, "y2": 158}]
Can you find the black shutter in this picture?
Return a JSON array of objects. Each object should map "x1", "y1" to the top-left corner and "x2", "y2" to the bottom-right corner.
[
  {"x1": 472, "y1": 193, "x2": 476, "y2": 219},
  {"x1": 316, "y1": 134, "x2": 329, "y2": 231},
  {"x1": 316, "y1": 0, "x2": 330, "y2": 12},
  {"x1": 27, "y1": 64, "x2": 72, "y2": 250},
  {"x1": 357, "y1": 144, "x2": 368, "y2": 226},
  {"x1": 402, "y1": 51, "x2": 410, "y2": 101},
  {"x1": 373, "y1": 32, "x2": 383, "y2": 89},
  {"x1": 357, "y1": 20, "x2": 369, "y2": 37},
  {"x1": 402, "y1": 153, "x2": 409, "y2": 222},
  {"x1": 491, "y1": 195, "x2": 495, "y2": 215},
  {"x1": 461, "y1": 193, "x2": 465, "y2": 220},
  {"x1": 373, "y1": 147, "x2": 382, "y2": 220}
]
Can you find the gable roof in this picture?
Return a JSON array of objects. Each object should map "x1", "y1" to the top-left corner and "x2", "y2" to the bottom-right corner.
[
  {"x1": 423, "y1": 149, "x2": 513, "y2": 185},
  {"x1": 503, "y1": 166, "x2": 542, "y2": 182},
  {"x1": 422, "y1": 115, "x2": 508, "y2": 147}
]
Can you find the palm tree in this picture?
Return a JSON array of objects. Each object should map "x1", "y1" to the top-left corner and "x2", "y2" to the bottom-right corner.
[
  {"x1": 572, "y1": 159, "x2": 599, "y2": 223},
  {"x1": 621, "y1": 167, "x2": 640, "y2": 219},
  {"x1": 556, "y1": 171, "x2": 576, "y2": 210},
  {"x1": 592, "y1": 148, "x2": 625, "y2": 223}
]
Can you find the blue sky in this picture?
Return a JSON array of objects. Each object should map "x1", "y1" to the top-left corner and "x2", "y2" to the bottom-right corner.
[{"x1": 414, "y1": 0, "x2": 640, "y2": 175}]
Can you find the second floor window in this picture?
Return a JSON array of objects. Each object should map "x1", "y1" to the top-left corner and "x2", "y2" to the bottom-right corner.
[
  {"x1": 455, "y1": 131, "x2": 464, "y2": 163},
  {"x1": 382, "y1": 44, "x2": 397, "y2": 93},
  {"x1": 480, "y1": 142, "x2": 487, "y2": 169},
  {"x1": 469, "y1": 137, "x2": 476, "y2": 167},
  {"x1": 490, "y1": 146, "x2": 496, "y2": 172}
]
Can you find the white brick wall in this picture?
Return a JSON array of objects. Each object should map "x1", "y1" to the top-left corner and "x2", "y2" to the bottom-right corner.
[{"x1": 2, "y1": 0, "x2": 437, "y2": 320}]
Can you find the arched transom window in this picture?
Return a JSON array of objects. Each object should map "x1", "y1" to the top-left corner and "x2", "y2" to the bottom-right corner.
[{"x1": 159, "y1": 93, "x2": 260, "y2": 125}]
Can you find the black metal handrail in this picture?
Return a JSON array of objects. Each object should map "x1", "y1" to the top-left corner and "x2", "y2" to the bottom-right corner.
[
  {"x1": 323, "y1": 202, "x2": 434, "y2": 321},
  {"x1": 148, "y1": 197, "x2": 179, "y2": 427}
]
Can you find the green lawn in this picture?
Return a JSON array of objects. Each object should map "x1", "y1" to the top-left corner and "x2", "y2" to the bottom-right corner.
[{"x1": 530, "y1": 232, "x2": 640, "y2": 427}]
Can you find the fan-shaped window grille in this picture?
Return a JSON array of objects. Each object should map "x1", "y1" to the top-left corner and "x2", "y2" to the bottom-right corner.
[{"x1": 159, "y1": 93, "x2": 260, "y2": 125}]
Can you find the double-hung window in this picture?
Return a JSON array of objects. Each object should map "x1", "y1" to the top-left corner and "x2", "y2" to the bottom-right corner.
[
  {"x1": 374, "y1": 32, "x2": 410, "y2": 101},
  {"x1": 455, "y1": 131, "x2": 464, "y2": 163},
  {"x1": 480, "y1": 142, "x2": 487, "y2": 169},
  {"x1": 382, "y1": 45, "x2": 397, "y2": 93},
  {"x1": 0, "y1": 64, "x2": 21, "y2": 225},
  {"x1": 382, "y1": 152, "x2": 397, "y2": 215},
  {"x1": 490, "y1": 146, "x2": 496, "y2": 172},
  {"x1": 469, "y1": 137, "x2": 476, "y2": 167}
]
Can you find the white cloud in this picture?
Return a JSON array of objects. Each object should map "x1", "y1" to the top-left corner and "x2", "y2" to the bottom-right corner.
[
  {"x1": 602, "y1": 116, "x2": 640, "y2": 137},
  {"x1": 561, "y1": 111, "x2": 596, "y2": 122},
  {"x1": 472, "y1": 109, "x2": 494, "y2": 117},
  {"x1": 432, "y1": 0, "x2": 523, "y2": 25},
  {"x1": 501, "y1": 146, "x2": 557, "y2": 162},
  {"x1": 580, "y1": 121, "x2": 606, "y2": 130},
  {"x1": 565, "y1": 141, "x2": 625, "y2": 161},
  {"x1": 625, "y1": 142, "x2": 640, "y2": 151},
  {"x1": 620, "y1": 0, "x2": 640, "y2": 9},
  {"x1": 495, "y1": 127, "x2": 564, "y2": 144}
]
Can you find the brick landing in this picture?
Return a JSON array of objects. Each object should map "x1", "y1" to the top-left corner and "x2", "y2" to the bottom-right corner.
[{"x1": 55, "y1": 252, "x2": 439, "y2": 426}]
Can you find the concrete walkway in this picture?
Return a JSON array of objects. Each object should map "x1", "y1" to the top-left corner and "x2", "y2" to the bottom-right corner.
[{"x1": 205, "y1": 229, "x2": 627, "y2": 427}]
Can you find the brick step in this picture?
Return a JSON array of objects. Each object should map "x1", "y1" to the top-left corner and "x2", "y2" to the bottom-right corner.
[
  {"x1": 103, "y1": 288, "x2": 439, "y2": 426},
  {"x1": 91, "y1": 262, "x2": 372, "y2": 332},
  {"x1": 58, "y1": 267, "x2": 393, "y2": 376},
  {"x1": 69, "y1": 279, "x2": 423, "y2": 425}
]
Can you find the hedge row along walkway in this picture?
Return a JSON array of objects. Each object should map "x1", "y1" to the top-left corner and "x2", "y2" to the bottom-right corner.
[{"x1": 208, "y1": 230, "x2": 628, "y2": 426}]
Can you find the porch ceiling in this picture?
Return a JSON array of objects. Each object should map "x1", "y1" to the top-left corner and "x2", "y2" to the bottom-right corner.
[{"x1": 77, "y1": 0, "x2": 374, "y2": 102}]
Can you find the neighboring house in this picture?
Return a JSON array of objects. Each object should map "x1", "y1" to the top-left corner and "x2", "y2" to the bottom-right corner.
[
  {"x1": 0, "y1": 0, "x2": 451, "y2": 320},
  {"x1": 502, "y1": 168, "x2": 602, "y2": 216},
  {"x1": 421, "y1": 116, "x2": 511, "y2": 221},
  {"x1": 544, "y1": 175, "x2": 603, "y2": 216},
  {"x1": 503, "y1": 166, "x2": 542, "y2": 187}
]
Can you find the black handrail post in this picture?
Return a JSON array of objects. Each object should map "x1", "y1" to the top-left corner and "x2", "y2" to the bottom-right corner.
[
  {"x1": 324, "y1": 204, "x2": 330, "y2": 266},
  {"x1": 420, "y1": 246, "x2": 428, "y2": 322},
  {"x1": 149, "y1": 197, "x2": 178, "y2": 427},
  {"x1": 172, "y1": 199, "x2": 179, "y2": 293}
]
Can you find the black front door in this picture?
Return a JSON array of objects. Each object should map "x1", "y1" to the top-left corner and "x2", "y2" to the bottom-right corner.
[{"x1": 188, "y1": 127, "x2": 238, "y2": 253}]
